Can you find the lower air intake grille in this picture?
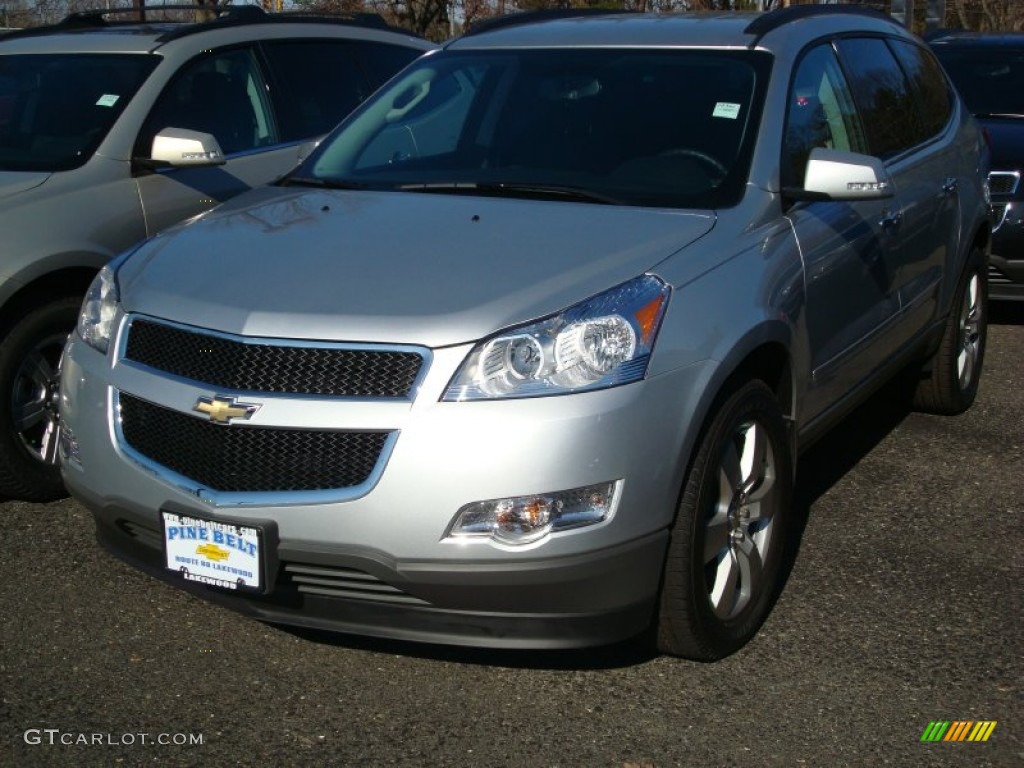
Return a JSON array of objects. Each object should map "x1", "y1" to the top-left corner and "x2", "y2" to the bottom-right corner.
[
  {"x1": 282, "y1": 563, "x2": 430, "y2": 606},
  {"x1": 119, "y1": 393, "x2": 389, "y2": 493}
]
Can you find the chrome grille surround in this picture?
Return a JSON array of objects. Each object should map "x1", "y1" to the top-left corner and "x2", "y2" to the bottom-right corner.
[{"x1": 988, "y1": 170, "x2": 1020, "y2": 196}]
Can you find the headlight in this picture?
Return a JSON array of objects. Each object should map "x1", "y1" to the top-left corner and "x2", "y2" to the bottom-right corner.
[
  {"x1": 443, "y1": 275, "x2": 670, "y2": 401},
  {"x1": 77, "y1": 263, "x2": 121, "y2": 354}
]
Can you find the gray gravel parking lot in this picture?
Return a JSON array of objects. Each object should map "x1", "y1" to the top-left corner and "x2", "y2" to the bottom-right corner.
[{"x1": 2, "y1": 308, "x2": 1022, "y2": 768}]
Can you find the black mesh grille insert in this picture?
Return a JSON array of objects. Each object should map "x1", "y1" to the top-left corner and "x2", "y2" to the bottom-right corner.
[
  {"x1": 124, "y1": 319, "x2": 423, "y2": 397},
  {"x1": 988, "y1": 172, "x2": 1019, "y2": 196},
  {"x1": 119, "y1": 394, "x2": 389, "y2": 493}
]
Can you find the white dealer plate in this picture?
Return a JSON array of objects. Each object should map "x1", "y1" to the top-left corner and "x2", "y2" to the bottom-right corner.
[{"x1": 161, "y1": 511, "x2": 263, "y2": 592}]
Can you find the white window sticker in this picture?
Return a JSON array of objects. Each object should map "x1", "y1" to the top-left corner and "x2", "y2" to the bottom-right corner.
[
  {"x1": 713, "y1": 102, "x2": 741, "y2": 120},
  {"x1": 95, "y1": 94, "x2": 120, "y2": 108}
]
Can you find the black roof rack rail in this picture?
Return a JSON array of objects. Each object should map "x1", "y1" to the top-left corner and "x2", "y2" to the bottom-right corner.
[
  {"x1": 0, "y1": 4, "x2": 261, "y2": 41},
  {"x1": 0, "y1": 5, "x2": 411, "y2": 44},
  {"x1": 156, "y1": 9, "x2": 405, "y2": 43},
  {"x1": 68, "y1": 4, "x2": 263, "y2": 27},
  {"x1": 745, "y1": 3, "x2": 894, "y2": 45},
  {"x1": 465, "y1": 8, "x2": 636, "y2": 38}
]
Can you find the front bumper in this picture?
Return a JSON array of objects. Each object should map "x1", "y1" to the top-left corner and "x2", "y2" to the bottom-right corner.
[{"x1": 61, "y1": 328, "x2": 712, "y2": 649}]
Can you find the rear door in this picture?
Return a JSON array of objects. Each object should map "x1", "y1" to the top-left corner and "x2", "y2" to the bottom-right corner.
[{"x1": 835, "y1": 36, "x2": 958, "y2": 337}]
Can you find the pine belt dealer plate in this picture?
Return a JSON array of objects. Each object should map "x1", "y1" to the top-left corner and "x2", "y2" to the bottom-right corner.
[{"x1": 161, "y1": 511, "x2": 264, "y2": 592}]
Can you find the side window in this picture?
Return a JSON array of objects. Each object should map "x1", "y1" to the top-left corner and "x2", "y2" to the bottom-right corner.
[
  {"x1": 834, "y1": 37, "x2": 919, "y2": 159},
  {"x1": 888, "y1": 40, "x2": 952, "y2": 139},
  {"x1": 783, "y1": 43, "x2": 866, "y2": 188},
  {"x1": 261, "y1": 40, "x2": 373, "y2": 141},
  {"x1": 136, "y1": 47, "x2": 276, "y2": 158}
]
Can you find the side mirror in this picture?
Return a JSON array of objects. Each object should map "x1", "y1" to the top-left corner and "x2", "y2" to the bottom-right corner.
[
  {"x1": 150, "y1": 128, "x2": 226, "y2": 167},
  {"x1": 793, "y1": 147, "x2": 894, "y2": 201}
]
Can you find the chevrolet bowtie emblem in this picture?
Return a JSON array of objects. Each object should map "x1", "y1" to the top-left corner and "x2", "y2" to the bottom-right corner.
[{"x1": 193, "y1": 395, "x2": 260, "y2": 424}]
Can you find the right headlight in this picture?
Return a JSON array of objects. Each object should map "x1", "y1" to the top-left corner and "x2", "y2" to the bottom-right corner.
[
  {"x1": 443, "y1": 274, "x2": 670, "y2": 401},
  {"x1": 77, "y1": 263, "x2": 122, "y2": 355}
]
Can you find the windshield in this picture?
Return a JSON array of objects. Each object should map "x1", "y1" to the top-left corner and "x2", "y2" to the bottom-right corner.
[
  {"x1": 932, "y1": 44, "x2": 1024, "y2": 116},
  {"x1": 0, "y1": 53, "x2": 157, "y2": 172},
  {"x1": 295, "y1": 49, "x2": 770, "y2": 209}
]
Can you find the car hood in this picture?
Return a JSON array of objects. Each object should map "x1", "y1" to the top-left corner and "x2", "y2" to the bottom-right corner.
[
  {"x1": 0, "y1": 171, "x2": 49, "y2": 200},
  {"x1": 118, "y1": 186, "x2": 714, "y2": 347},
  {"x1": 977, "y1": 116, "x2": 1024, "y2": 171}
]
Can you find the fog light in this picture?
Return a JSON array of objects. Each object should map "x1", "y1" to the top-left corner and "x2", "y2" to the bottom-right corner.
[{"x1": 447, "y1": 480, "x2": 621, "y2": 546}]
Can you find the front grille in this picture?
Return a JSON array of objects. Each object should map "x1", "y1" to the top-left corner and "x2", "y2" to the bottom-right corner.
[
  {"x1": 988, "y1": 263, "x2": 1012, "y2": 287},
  {"x1": 988, "y1": 171, "x2": 1020, "y2": 196},
  {"x1": 281, "y1": 563, "x2": 430, "y2": 606},
  {"x1": 124, "y1": 318, "x2": 423, "y2": 398},
  {"x1": 119, "y1": 393, "x2": 389, "y2": 493}
]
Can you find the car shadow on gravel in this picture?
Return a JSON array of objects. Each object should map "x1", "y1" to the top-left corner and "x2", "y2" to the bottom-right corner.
[{"x1": 285, "y1": 375, "x2": 921, "y2": 671}]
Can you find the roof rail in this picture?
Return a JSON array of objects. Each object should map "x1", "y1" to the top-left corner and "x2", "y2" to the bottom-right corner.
[
  {"x1": 465, "y1": 8, "x2": 636, "y2": 38},
  {"x1": 0, "y1": 5, "x2": 406, "y2": 44},
  {"x1": 0, "y1": 4, "x2": 261, "y2": 40},
  {"x1": 745, "y1": 3, "x2": 894, "y2": 44},
  {"x1": 68, "y1": 4, "x2": 263, "y2": 26}
]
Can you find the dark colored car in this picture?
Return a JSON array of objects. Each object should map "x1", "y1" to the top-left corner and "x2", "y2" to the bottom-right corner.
[{"x1": 931, "y1": 32, "x2": 1024, "y2": 300}]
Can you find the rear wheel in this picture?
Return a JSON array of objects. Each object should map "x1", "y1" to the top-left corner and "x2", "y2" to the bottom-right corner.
[
  {"x1": 913, "y1": 252, "x2": 987, "y2": 415},
  {"x1": 657, "y1": 380, "x2": 792, "y2": 660},
  {"x1": 0, "y1": 297, "x2": 80, "y2": 501}
]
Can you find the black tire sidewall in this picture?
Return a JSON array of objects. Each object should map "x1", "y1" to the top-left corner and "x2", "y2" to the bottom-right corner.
[
  {"x1": 945, "y1": 255, "x2": 988, "y2": 409},
  {"x1": 659, "y1": 380, "x2": 792, "y2": 660},
  {"x1": 0, "y1": 297, "x2": 81, "y2": 501}
]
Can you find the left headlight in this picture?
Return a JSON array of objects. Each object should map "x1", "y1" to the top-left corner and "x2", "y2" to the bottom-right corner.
[
  {"x1": 77, "y1": 263, "x2": 121, "y2": 354},
  {"x1": 443, "y1": 274, "x2": 670, "y2": 401}
]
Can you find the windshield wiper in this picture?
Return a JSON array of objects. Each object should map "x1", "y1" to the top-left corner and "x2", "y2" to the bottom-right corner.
[{"x1": 397, "y1": 181, "x2": 623, "y2": 205}]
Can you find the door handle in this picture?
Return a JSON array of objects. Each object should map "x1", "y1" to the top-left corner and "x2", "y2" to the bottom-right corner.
[
  {"x1": 942, "y1": 177, "x2": 959, "y2": 195},
  {"x1": 879, "y1": 209, "x2": 903, "y2": 229}
]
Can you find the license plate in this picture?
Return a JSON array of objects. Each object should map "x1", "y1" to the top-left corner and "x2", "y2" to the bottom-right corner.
[{"x1": 161, "y1": 511, "x2": 264, "y2": 592}]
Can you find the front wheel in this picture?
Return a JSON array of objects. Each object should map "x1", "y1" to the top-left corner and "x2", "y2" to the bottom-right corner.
[
  {"x1": 656, "y1": 380, "x2": 792, "y2": 660},
  {"x1": 0, "y1": 297, "x2": 81, "y2": 502}
]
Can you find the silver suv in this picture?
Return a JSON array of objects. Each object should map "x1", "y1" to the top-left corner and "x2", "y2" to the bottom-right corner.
[
  {"x1": 61, "y1": 7, "x2": 991, "y2": 660},
  {"x1": 0, "y1": 7, "x2": 433, "y2": 500}
]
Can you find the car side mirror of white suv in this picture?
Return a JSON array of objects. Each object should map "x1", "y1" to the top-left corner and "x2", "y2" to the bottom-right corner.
[
  {"x1": 150, "y1": 128, "x2": 227, "y2": 167},
  {"x1": 798, "y1": 147, "x2": 895, "y2": 201}
]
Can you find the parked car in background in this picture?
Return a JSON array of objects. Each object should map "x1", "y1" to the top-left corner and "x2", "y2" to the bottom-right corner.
[
  {"x1": 61, "y1": 6, "x2": 990, "y2": 660},
  {"x1": 0, "y1": 6, "x2": 433, "y2": 501},
  {"x1": 930, "y1": 31, "x2": 1024, "y2": 299}
]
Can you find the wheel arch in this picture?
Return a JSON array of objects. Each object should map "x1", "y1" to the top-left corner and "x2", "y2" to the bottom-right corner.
[
  {"x1": 665, "y1": 323, "x2": 798, "y2": 519},
  {"x1": 0, "y1": 265, "x2": 100, "y2": 337}
]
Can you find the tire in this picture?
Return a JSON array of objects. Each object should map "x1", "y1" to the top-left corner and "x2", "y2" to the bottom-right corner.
[
  {"x1": 0, "y1": 297, "x2": 81, "y2": 502},
  {"x1": 656, "y1": 380, "x2": 792, "y2": 661},
  {"x1": 912, "y1": 252, "x2": 987, "y2": 415}
]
